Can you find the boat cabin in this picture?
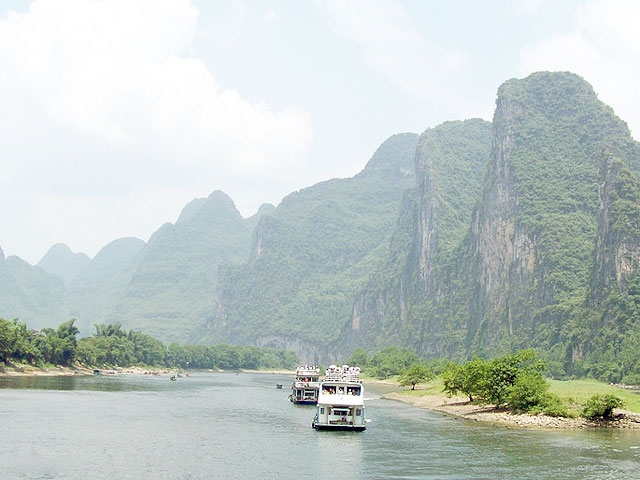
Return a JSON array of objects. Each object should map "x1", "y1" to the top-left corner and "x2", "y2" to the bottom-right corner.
[
  {"x1": 313, "y1": 365, "x2": 366, "y2": 431},
  {"x1": 289, "y1": 365, "x2": 321, "y2": 404}
]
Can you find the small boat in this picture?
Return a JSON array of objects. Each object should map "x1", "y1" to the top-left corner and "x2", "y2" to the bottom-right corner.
[
  {"x1": 170, "y1": 375, "x2": 177, "y2": 381},
  {"x1": 276, "y1": 384, "x2": 283, "y2": 389},
  {"x1": 289, "y1": 365, "x2": 321, "y2": 404},
  {"x1": 312, "y1": 365, "x2": 365, "y2": 431},
  {"x1": 93, "y1": 369, "x2": 101, "y2": 376}
]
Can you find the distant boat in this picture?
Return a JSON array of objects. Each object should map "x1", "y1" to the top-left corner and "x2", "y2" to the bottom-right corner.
[
  {"x1": 93, "y1": 369, "x2": 101, "y2": 375},
  {"x1": 170, "y1": 375, "x2": 177, "y2": 381},
  {"x1": 276, "y1": 384, "x2": 283, "y2": 389},
  {"x1": 289, "y1": 365, "x2": 321, "y2": 404}
]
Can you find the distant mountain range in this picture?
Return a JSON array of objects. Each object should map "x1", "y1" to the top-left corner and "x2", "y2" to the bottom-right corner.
[{"x1": 3, "y1": 72, "x2": 640, "y2": 382}]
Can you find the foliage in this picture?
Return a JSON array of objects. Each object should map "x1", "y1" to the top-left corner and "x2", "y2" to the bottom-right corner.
[
  {"x1": 506, "y1": 372, "x2": 550, "y2": 413},
  {"x1": 398, "y1": 363, "x2": 435, "y2": 390},
  {"x1": 0, "y1": 317, "x2": 79, "y2": 366},
  {"x1": 345, "y1": 348, "x2": 369, "y2": 368},
  {"x1": 441, "y1": 358, "x2": 488, "y2": 402},
  {"x1": 0, "y1": 318, "x2": 298, "y2": 371},
  {"x1": 367, "y1": 347, "x2": 420, "y2": 379},
  {"x1": 441, "y1": 350, "x2": 556, "y2": 414},
  {"x1": 581, "y1": 394, "x2": 625, "y2": 420}
]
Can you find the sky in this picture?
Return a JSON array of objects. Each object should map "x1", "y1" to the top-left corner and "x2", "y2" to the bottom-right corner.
[{"x1": 1, "y1": 0, "x2": 640, "y2": 264}]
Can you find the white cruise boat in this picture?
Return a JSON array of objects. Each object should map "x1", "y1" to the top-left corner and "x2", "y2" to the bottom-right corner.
[
  {"x1": 289, "y1": 365, "x2": 321, "y2": 404},
  {"x1": 312, "y1": 365, "x2": 366, "y2": 431}
]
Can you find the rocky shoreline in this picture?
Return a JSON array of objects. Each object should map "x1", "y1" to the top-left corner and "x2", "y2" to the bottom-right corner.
[{"x1": 381, "y1": 391, "x2": 640, "y2": 430}]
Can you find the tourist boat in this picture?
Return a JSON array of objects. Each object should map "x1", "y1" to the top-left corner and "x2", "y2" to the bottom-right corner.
[
  {"x1": 289, "y1": 365, "x2": 321, "y2": 404},
  {"x1": 312, "y1": 365, "x2": 366, "y2": 431}
]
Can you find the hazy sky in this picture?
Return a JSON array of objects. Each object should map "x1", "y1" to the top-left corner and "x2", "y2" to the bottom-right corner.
[{"x1": 1, "y1": 0, "x2": 639, "y2": 264}]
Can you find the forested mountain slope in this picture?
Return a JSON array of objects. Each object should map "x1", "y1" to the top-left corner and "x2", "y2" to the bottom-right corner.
[
  {"x1": 201, "y1": 133, "x2": 419, "y2": 361},
  {"x1": 0, "y1": 247, "x2": 66, "y2": 328},
  {"x1": 102, "y1": 190, "x2": 254, "y2": 342},
  {"x1": 347, "y1": 119, "x2": 493, "y2": 354}
]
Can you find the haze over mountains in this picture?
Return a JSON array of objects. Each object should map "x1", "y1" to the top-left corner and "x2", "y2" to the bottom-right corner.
[{"x1": 3, "y1": 71, "x2": 640, "y2": 381}]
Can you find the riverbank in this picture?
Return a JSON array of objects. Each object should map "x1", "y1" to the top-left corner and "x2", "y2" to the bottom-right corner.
[
  {"x1": 0, "y1": 363, "x2": 179, "y2": 377},
  {"x1": 368, "y1": 377, "x2": 640, "y2": 430},
  {"x1": 0, "y1": 362, "x2": 295, "y2": 378},
  {"x1": 382, "y1": 391, "x2": 640, "y2": 429}
]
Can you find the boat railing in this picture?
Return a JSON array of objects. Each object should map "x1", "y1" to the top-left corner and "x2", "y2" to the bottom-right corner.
[
  {"x1": 323, "y1": 373, "x2": 361, "y2": 382},
  {"x1": 293, "y1": 381, "x2": 318, "y2": 388}
]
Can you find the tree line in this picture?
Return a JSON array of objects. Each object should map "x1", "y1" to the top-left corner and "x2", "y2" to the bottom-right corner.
[{"x1": 0, "y1": 318, "x2": 298, "y2": 371}]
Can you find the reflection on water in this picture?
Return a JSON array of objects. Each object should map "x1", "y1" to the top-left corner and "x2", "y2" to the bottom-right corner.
[
  {"x1": 1, "y1": 373, "x2": 640, "y2": 479},
  {"x1": 0, "y1": 374, "x2": 159, "y2": 391}
]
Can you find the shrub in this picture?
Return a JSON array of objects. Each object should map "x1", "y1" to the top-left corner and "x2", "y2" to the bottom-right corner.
[
  {"x1": 542, "y1": 395, "x2": 571, "y2": 417},
  {"x1": 581, "y1": 394, "x2": 625, "y2": 420},
  {"x1": 529, "y1": 394, "x2": 570, "y2": 417},
  {"x1": 506, "y1": 372, "x2": 549, "y2": 413}
]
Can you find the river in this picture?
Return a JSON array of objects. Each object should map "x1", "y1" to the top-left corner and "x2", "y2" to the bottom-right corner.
[{"x1": 1, "y1": 372, "x2": 639, "y2": 479}]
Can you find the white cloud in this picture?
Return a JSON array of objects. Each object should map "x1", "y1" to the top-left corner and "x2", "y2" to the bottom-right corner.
[
  {"x1": 0, "y1": 0, "x2": 312, "y2": 262},
  {"x1": 316, "y1": 0, "x2": 488, "y2": 120},
  {"x1": 519, "y1": 0, "x2": 640, "y2": 137}
]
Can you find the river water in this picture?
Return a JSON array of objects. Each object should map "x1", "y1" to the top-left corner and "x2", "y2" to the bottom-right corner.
[{"x1": 1, "y1": 372, "x2": 640, "y2": 479}]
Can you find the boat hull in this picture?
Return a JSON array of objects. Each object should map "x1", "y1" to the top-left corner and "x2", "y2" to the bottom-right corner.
[
  {"x1": 291, "y1": 399, "x2": 317, "y2": 405},
  {"x1": 312, "y1": 422, "x2": 365, "y2": 431}
]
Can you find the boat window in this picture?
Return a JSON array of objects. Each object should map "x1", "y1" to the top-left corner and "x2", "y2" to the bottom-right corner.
[
  {"x1": 320, "y1": 408, "x2": 325, "y2": 414},
  {"x1": 356, "y1": 409, "x2": 361, "y2": 416},
  {"x1": 337, "y1": 386, "x2": 345, "y2": 395},
  {"x1": 346, "y1": 386, "x2": 361, "y2": 396}
]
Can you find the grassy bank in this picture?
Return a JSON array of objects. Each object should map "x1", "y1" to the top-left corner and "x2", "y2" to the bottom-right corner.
[
  {"x1": 548, "y1": 379, "x2": 640, "y2": 414},
  {"x1": 390, "y1": 377, "x2": 640, "y2": 414}
]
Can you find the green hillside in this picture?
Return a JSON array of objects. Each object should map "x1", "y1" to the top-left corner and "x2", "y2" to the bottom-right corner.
[
  {"x1": 0, "y1": 251, "x2": 66, "y2": 329},
  {"x1": 204, "y1": 133, "x2": 419, "y2": 361}
]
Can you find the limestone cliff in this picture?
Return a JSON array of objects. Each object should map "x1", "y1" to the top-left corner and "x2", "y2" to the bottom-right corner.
[{"x1": 347, "y1": 72, "x2": 640, "y2": 373}]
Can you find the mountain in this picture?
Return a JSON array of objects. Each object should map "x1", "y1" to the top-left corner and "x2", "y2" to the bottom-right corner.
[
  {"x1": 201, "y1": 133, "x2": 419, "y2": 361},
  {"x1": 101, "y1": 190, "x2": 254, "y2": 342},
  {"x1": 346, "y1": 72, "x2": 640, "y2": 380},
  {"x1": 0, "y1": 252, "x2": 66, "y2": 329},
  {"x1": 1, "y1": 191, "x2": 267, "y2": 342},
  {"x1": 37, "y1": 243, "x2": 91, "y2": 286},
  {"x1": 348, "y1": 118, "x2": 493, "y2": 354},
  {"x1": 4, "y1": 71, "x2": 640, "y2": 382},
  {"x1": 244, "y1": 203, "x2": 277, "y2": 232}
]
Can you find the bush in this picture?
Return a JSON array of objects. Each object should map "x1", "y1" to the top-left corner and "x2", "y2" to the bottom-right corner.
[
  {"x1": 540, "y1": 395, "x2": 571, "y2": 417},
  {"x1": 506, "y1": 372, "x2": 549, "y2": 413},
  {"x1": 529, "y1": 394, "x2": 570, "y2": 417},
  {"x1": 581, "y1": 394, "x2": 625, "y2": 420}
]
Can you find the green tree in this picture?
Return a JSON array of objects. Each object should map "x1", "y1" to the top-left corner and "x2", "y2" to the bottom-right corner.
[
  {"x1": 345, "y1": 348, "x2": 369, "y2": 368},
  {"x1": 399, "y1": 363, "x2": 434, "y2": 390}
]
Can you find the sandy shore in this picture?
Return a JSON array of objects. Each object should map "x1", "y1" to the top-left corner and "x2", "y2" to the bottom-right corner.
[
  {"x1": 381, "y1": 391, "x2": 640, "y2": 430},
  {"x1": 0, "y1": 363, "x2": 179, "y2": 377}
]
